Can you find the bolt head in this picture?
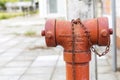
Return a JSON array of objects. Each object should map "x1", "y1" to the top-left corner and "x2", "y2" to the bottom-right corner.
[
  {"x1": 101, "y1": 29, "x2": 108, "y2": 37},
  {"x1": 46, "y1": 31, "x2": 52, "y2": 38}
]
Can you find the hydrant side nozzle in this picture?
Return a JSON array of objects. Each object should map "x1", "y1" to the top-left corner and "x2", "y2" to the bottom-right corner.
[
  {"x1": 44, "y1": 19, "x2": 57, "y2": 47},
  {"x1": 97, "y1": 17, "x2": 112, "y2": 46}
]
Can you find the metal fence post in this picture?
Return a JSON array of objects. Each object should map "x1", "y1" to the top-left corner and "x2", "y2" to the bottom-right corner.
[{"x1": 111, "y1": 0, "x2": 117, "y2": 72}]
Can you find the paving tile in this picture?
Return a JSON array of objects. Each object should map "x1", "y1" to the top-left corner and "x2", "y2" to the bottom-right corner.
[
  {"x1": 0, "y1": 35, "x2": 14, "y2": 44},
  {"x1": 0, "y1": 67, "x2": 27, "y2": 76},
  {"x1": 31, "y1": 55, "x2": 59, "y2": 67},
  {"x1": 0, "y1": 56, "x2": 17, "y2": 67},
  {"x1": 15, "y1": 43, "x2": 31, "y2": 50},
  {"x1": 0, "y1": 49, "x2": 23, "y2": 67},
  {"x1": 1, "y1": 37, "x2": 23, "y2": 47},
  {"x1": 22, "y1": 37, "x2": 38, "y2": 43},
  {"x1": 0, "y1": 56, "x2": 15, "y2": 62},
  {"x1": 0, "y1": 76, "x2": 20, "y2": 80},
  {"x1": 52, "y1": 74, "x2": 66, "y2": 80},
  {"x1": 5, "y1": 61, "x2": 31, "y2": 68},
  {"x1": 0, "y1": 49, "x2": 22, "y2": 58},
  {"x1": 0, "y1": 38, "x2": 24, "y2": 53},
  {"x1": 19, "y1": 51, "x2": 38, "y2": 57},
  {"x1": 98, "y1": 66, "x2": 112, "y2": 74},
  {"x1": 25, "y1": 67, "x2": 53, "y2": 75},
  {"x1": 98, "y1": 73, "x2": 118, "y2": 80},
  {"x1": 4, "y1": 40, "x2": 19, "y2": 47},
  {"x1": 13, "y1": 55, "x2": 36, "y2": 61},
  {"x1": 19, "y1": 74, "x2": 51, "y2": 80},
  {"x1": 37, "y1": 48, "x2": 61, "y2": 56},
  {"x1": 56, "y1": 66, "x2": 66, "y2": 73},
  {"x1": 12, "y1": 51, "x2": 38, "y2": 61}
]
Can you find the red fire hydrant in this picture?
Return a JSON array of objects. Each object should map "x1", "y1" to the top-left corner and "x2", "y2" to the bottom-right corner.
[{"x1": 41, "y1": 17, "x2": 113, "y2": 80}]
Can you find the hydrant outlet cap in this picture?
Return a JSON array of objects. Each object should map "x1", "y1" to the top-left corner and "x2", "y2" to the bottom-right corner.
[{"x1": 109, "y1": 28, "x2": 113, "y2": 34}]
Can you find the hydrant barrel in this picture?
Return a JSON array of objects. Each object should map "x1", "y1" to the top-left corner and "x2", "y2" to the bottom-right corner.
[{"x1": 41, "y1": 17, "x2": 112, "y2": 80}]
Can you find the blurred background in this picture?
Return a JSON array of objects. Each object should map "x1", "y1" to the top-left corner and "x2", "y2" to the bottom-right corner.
[{"x1": 0, "y1": 0, "x2": 119, "y2": 80}]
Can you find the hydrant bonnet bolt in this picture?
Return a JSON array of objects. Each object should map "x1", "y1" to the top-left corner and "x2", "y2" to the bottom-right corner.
[
  {"x1": 46, "y1": 31, "x2": 53, "y2": 38},
  {"x1": 101, "y1": 29, "x2": 108, "y2": 37}
]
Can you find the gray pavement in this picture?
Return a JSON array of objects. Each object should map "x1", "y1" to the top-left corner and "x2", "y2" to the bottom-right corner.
[{"x1": 0, "y1": 15, "x2": 119, "y2": 80}]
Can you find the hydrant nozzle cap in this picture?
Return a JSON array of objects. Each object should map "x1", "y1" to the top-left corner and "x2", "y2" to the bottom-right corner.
[
  {"x1": 41, "y1": 30, "x2": 45, "y2": 36},
  {"x1": 109, "y1": 28, "x2": 113, "y2": 35}
]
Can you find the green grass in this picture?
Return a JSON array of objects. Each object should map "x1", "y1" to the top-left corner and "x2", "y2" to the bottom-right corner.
[
  {"x1": 24, "y1": 30, "x2": 36, "y2": 37},
  {"x1": 11, "y1": 30, "x2": 37, "y2": 37},
  {"x1": 0, "y1": 12, "x2": 23, "y2": 20},
  {"x1": 0, "y1": 10, "x2": 39, "y2": 20}
]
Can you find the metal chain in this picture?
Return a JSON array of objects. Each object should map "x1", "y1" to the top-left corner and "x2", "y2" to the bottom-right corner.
[
  {"x1": 72, "y1": 18, "x2": 110, "y2": 57},
  {"x1": 71, "y1": 18, "x2": 110, "y2": 80},
  {"x1": 71, "y1": 19, "x2": 76, "y2": 80}
]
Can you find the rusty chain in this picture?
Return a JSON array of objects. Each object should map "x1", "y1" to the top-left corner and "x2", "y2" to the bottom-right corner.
[
  {"x1": 71, "y1": 18, "x2": 110, "y2": 80},
  {"x1": 71, "y1": 18, "x2": 110, "y2": 57},
  {"x1": 77, "y1": 18, "x2": 110, "y2": 57},
  {"x1": 71, "y1": 19, "x2": 76, "y2": 80}
]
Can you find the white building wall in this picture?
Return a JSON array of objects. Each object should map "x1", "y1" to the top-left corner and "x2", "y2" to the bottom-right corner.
[
  {"x1": 39, "y1": 0, "x2": 67, "y2": 19},
  {"x1": 39, "y1": 0, "x2": 47, "y2": 18},
  {"x1": 57, "y1": 0, "x2": 67, "y2": 19}
]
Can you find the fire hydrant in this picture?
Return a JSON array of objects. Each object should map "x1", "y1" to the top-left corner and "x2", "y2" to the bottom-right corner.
[{"x1": 41, "y1": 17, "x2": 113, "y2": 80}]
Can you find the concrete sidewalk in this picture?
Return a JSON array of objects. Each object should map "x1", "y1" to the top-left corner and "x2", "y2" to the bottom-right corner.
[{"x1": 0, "y1": 15, "x2": 119, "y2": 80}]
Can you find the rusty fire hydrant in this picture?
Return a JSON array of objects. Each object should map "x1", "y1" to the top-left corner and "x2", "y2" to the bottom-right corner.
[{"x1": 41, "y1": 17, "x2": 113, "y2": 80}]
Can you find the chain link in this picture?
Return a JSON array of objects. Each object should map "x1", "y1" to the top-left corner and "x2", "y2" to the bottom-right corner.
[
  {"x1": 71, "y1": 19, "x2": 76, "y2": 80},
  {"x1": 71, "y1": 18, "x2": 110, "y2": 57},
  {"x1": 71, "y1": 18, "x2": 110, "y2": 80}
]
